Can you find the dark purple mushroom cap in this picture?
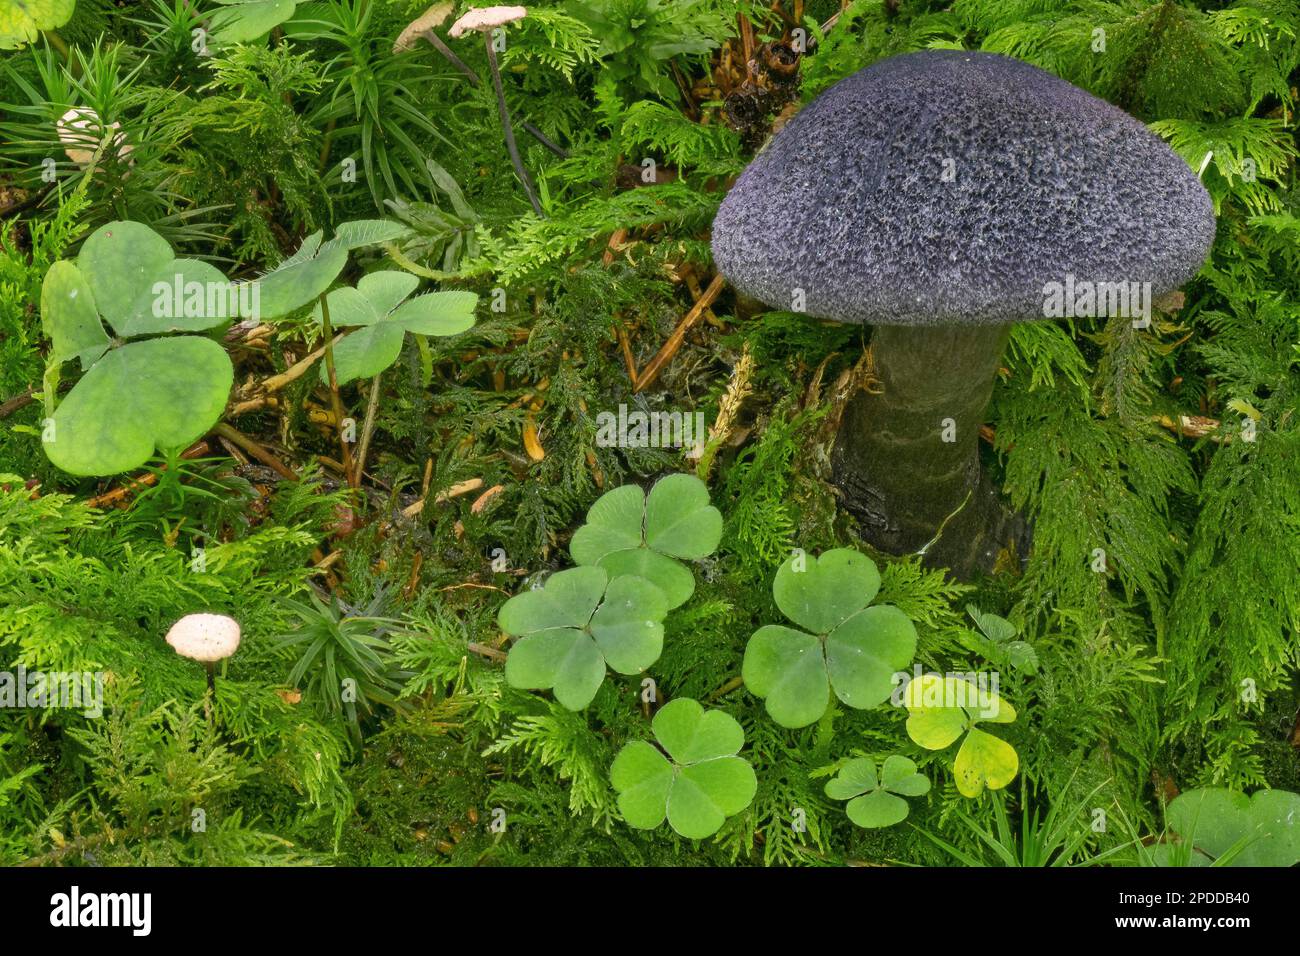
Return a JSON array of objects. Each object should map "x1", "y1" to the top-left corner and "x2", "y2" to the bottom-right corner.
[{"x1": 711, "y1": 50, "x2": 1216, "y2": 326}]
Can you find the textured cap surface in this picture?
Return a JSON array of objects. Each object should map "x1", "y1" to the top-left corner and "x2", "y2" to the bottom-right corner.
[
  {"x1": 165, "y1": 613, "x2": 242, "y2": 663},
  {"x1": 711, "y1": 50, "x2": 1216, "y2": 326}
]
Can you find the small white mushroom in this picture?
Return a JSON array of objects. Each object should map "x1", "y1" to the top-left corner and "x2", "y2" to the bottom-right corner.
[
  {"x1": 448, "y1": 5, "x2": 527, "y2": 38},
  {"x1": 56, "y1": 107, "x2": 133, "y2": 167},
  {"x1": 165, "y1": 613, "x2": 242, "y2": 663},
  {"x1": 393, "y1": 2, "x2": 454, "y2": 53}
]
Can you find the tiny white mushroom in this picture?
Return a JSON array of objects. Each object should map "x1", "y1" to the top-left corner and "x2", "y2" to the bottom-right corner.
[
  {"x1": 56, "y1": 107, "x2": 133, "y2": 168},
  {"x1": 166, "y1": 613, "x2": 241, "y2": 717},
  {"x1": 166, "y1": 613, "x2": 242, "y2": 663},
  {"x1": 393, "y1": 2, "x2": 454, "y2": 53},
  {"x1": 448, "y1": 5, "x2": 527, "y2": 38}
]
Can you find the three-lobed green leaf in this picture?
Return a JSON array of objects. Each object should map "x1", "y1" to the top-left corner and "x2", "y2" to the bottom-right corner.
[
  {"x1": 40, "y1": 221, "x2": 238, "y2": 476},
  {"x1": 1157, "y1": 787, "x2": 1300, "y2": 867},
  {"x1": 570, "y1": 473, "x2": 721, "y2": 609},
  {"x1": 313, "y1": 270, "x2": 477, "y2": 385},
  {"x1": 903, "y1": 673, "x2": 1018, "y2": 798},
  {"x1": 824, "y1": 755, "x2": 930, "y2": 828},
  {"x1": 499, "y1": 566, "x2": 668, "y2": 710},
  {"x1": 610, "y1": 698, "x2": 757, "y2": 839},
  {"x1": 44, "y1": 337, "x2": 234, "y2": 475},
  {"x1": 742, "y1": 549, "x2": 917, "y2": 728}
]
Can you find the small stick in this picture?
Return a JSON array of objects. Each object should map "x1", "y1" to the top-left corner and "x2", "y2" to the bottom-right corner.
[
  {"x1": 708, "y1": 675, "x2": 745, "y2": 701},
  {"x1": 634, "y1": 274, "x2": 725, "y2": 392},
  {"x1": 484, "y1": 33, "x2": 543, "y2": 216},
  {"x1": 401, "y1": 477, "x2": 483, "y2": 518},
  {"x1": 402, "y1": 551, "x2": 424, "y2": 600},
  {"x1": 212, "y1": 423, "x2": 298, "y2": 481},
  {"x1": 685, "y1": 270, "x2": 722, "y2": 328},
  {"x1": 259, "y1": 334, "x2": 346, "y2": 394},
  {"x1": 617, "y1": 325, "x2": 639, "y2": 387},
  {"x1": 467, "y1": 642, "x2": 508, "y2": 662},
  {"x1": 355, "y1": 372, "x2": 384, "y2": 482},
  {"x1": 0, "y1": 387, "x2": 35, "y2": 419},
  {"x1": 738, "y1": 14, "x2": 756, "y2": 64}
]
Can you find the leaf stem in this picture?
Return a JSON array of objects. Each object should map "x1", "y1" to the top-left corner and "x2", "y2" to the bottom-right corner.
[{"x1": 317, "y1": 294, "x2": 359, "y2": 493}]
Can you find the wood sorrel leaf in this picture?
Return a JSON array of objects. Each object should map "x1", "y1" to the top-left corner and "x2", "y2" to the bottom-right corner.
[
  {"x1": 1162, "y1": 788, "x2": 1300, "y2": 867},
  {"x1": 611, "y1": 699, "x2": 756, "y2": 839},
  {"x1": 743, "y1": 549, "x2": 914, "y2": 728},
  {"x1": 500, "y1": 566, "x2": 668, "y2": 710},
  {"x1": 77, "y1": 221, "x2": 173, "y2": 334},
  {"x1": 41, "y1": 260, "x2": 107, "y2": 368},
  {"x1": 824, "y1": 755, "x2": 929, "y2": 828},
  {"x1": 953, "y1": 727, "x2": 1019, "y2": 797},
  {"x1": 570, "y1": 474, "x2": 720, "y2": 610},
  {"x1": 43, "y1": 336, "x2": 233, "y2": 476}
]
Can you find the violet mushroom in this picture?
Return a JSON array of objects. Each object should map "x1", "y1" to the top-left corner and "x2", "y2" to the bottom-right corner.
[{"x1": 711, "y1": 50, "x2": 1215, "y2": 577}]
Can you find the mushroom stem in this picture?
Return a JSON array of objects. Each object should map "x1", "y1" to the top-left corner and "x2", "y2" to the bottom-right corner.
[
  {"x1": 831, "y1": 323, "x2": 1026, "y2": 577},
  {"x1": 416, "y1": 32, "x2": 569, "y2": 158},
  {"x1": 483, "y1": 33, "x2": 544, "y2": 216},
  {"x1": 204, "y1": 661, "x2": 216, "y2": 722}
]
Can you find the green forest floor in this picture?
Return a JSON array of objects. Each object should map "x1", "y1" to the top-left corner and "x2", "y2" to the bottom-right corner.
[{"x1": 0, "y1": 0, "x2": 1298, "y2": 866}]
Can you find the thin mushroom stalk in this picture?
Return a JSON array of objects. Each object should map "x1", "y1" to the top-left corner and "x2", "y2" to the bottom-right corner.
[
  {"x1": 446, "y1": 7, "x2": 544, "y2": 216},
  {"x1": 397, "y1": 7, "x2": 567, "y2": 159},
  {"x1": 203, "y1": 661, "x2": 217, "y2": 721},
  {"x1": 482, "y1": 33, "x2": 543, "y2": 216}
]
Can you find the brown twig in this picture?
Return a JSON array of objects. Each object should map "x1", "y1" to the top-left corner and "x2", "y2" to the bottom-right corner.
[
  {"x1": 617, "y1": 325, "x2": 639, "y2": 387},
  {"x1": 467, "y1": 641, "x2": 508, "y2": 662},
  {"x1": 355, "y1": 372, "x2": 383, "y2": 482},
  {"x1": 212, "y1": 423, "x2": 297, "y2": 481},
  {"x1": 0, "y1": 387, "x2": 35, "y2": 419},
  {"x1": 258, "y1": 334, "x2": 345, "y2": 394},
  {"x1": 633, "y1": 274, "x2": 725, "y2": 392},
  {"x1": 401, "y1": 477, "x2": 483, "y2": 518}
]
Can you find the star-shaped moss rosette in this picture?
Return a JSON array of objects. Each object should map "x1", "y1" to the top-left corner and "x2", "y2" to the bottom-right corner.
[
  {"x1": 569, "y1": 473, "x2": 722, "y2": 610},
  {"x1": 742, "y1": 548, "x2": 917, "y2": 728},
  {"x1": 1153, "y1": 787, "x2": 1300, "y2": 867},
  {"x1": 610, "y1": 698, "x2": 757, "y2": 839},
  {"x1": 824, "y1": 755, "x2": 930, "y2": 829},
  {"x1": 499, "y1": 565, "x2": 668, "y2": 710},
  {"x1": 310, "y1": 270, "x2": 476, "y2": 385},
  {"x1": 903, "y1": 674, "x2": 1019, "y2": 798},
  {"x1": 40, "y1": 221, "x2": 238, "y2": 476}
]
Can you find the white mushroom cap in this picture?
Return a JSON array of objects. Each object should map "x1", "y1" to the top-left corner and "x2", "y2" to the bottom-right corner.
[
  {"x1": 394, "y1": 2, "x2": 454, "y2": 53},
  {"x1": 165, "y1": 613, "x2": 241, "y2": 663},
  {"x1": 448, "y1": 5, "x2": 527, "y2": 38},
  {"x1": 56, "y1": 107, "x2": 133, "y2": 167}
]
